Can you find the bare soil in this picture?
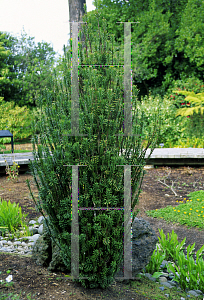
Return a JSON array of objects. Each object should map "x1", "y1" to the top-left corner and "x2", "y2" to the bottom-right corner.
[
  {"x1": 3, "y1": 143, "x2": 39, "y2": 152},
  {"x1": 0, "y1": 143, "x2": 204, "y2": 299}
]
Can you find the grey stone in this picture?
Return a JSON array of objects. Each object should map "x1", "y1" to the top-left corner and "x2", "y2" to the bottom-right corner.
[
  {"x1": 28, "y1": 226, "x2": 39, "y2": 235},
  {"x1": 38, "y1": 224, "x2": 43, "y2": 235},
  {"x1": 27, "y1": 233, "x2": 40, "y2": 242},
  {"x1": 29, "y1": 220, "x2": 37, "y2": 225},
  {"x1": 31, "y1": 216, "x2": 71, "y2": 273},
  {"x1": 115, "y1": 217, "x2": 159, "y2": 279},
  {"x1": 38, "y1": 216, "x2": 45, "y2": 224}
]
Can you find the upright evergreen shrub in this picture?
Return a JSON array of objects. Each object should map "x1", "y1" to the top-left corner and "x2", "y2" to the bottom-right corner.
[{"x1": 26, "y1": 7, "x2": 163, "y2": 289}]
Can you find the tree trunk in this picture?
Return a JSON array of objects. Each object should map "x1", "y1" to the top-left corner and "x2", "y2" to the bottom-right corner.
[{"x1": 68, "y1": 0, "x2": 86, "y2": 51}]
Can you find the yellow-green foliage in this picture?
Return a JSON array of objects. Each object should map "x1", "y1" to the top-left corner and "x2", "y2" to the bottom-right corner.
[
  {"x1": 0, "y1": 97, "x2": 34, "y2": 142},
  {"x1": 171, "y1": 137, "x2": 204, "y2": 148},
  {"x1": 173, "y1": 90, "x2": 204, "y2": 117}
]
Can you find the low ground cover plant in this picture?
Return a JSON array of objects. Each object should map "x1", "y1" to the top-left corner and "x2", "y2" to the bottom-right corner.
[
  {"x1": 142, "y1": 189, "x2": 204, "y2": 293},
  {"x1": 146, "y1": 189, "x2": 204, "y2": 230},
  {"x1": 143, "y1": 227, "x2": 204, "y2": 293}
]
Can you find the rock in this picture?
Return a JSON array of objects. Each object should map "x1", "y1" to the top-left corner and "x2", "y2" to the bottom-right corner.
[
  {"x1": 32, "y1": 216, "x2": 158, "y2": 278},
  {"x1": 31, "y1": 216, "x2": 71, "y2": 273},
  {"x1": 115, "y1": 217, "x2": 159, "y2": 279}
]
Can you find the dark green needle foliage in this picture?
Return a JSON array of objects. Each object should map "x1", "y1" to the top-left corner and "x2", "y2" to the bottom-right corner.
[{"x1": 26, "y1": 4, "x2": 163, "y2": 289}]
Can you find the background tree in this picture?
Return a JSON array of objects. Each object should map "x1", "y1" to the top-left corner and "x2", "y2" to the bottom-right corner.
[
  {"x1": 0, "y1": 29, "x2": 58, "y2": 142},
  {"x1": 0, "y1": 32, "x2": 21, "y2": 105},
  {"x1": 174, "y1": 0, "x2": 204, "y2": 77},
  {"x1": 13, "y1": 28, "x2": 57, "y2": 110},
  {"x1": 68, "y1": 0, "x2": 86, "y2": 51},
  {"x1": 90, "y1": 0, "x2": 204, "y2": 101},
  {"x1": 0, "y1": 28, "x2": 57, "y2": 111}
]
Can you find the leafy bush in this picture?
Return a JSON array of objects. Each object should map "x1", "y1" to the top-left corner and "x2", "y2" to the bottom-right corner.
[
  {"x1": 133, "y1": 93, "x2": 189, "y2": 148},
  {"x1": 0, "y1": 97, "x2": 33, "y2": 142},
  {"x1": 0, "y1": 95, "x2": 45, "y2": 145},
  {"x1": 164, "y1": 76, "x2": 204, "y2": 139},
  {"x1": 26, "y1": 5, "x2": 162, "y2": 289},
  {"x1": 170, "y1": 137, "x2": 204, "y2": 148}
]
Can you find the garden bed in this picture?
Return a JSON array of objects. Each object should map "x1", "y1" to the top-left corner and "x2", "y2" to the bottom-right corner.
[{"x1": 0, "y1": 164, "x2": 204, "y2": 299}]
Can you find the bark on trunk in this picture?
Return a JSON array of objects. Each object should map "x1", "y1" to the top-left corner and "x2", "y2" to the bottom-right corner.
[{"x1": 68, "y1": 0, "x2": 86, "y2": 50}]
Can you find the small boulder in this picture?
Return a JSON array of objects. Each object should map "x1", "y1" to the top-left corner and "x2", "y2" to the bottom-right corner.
[
  {"x1": 31, "y1": 216, "x2": 71, "y2": 273},
  {"x1": 115, "y1": 217, "x2": 159, "y2": 279}
]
